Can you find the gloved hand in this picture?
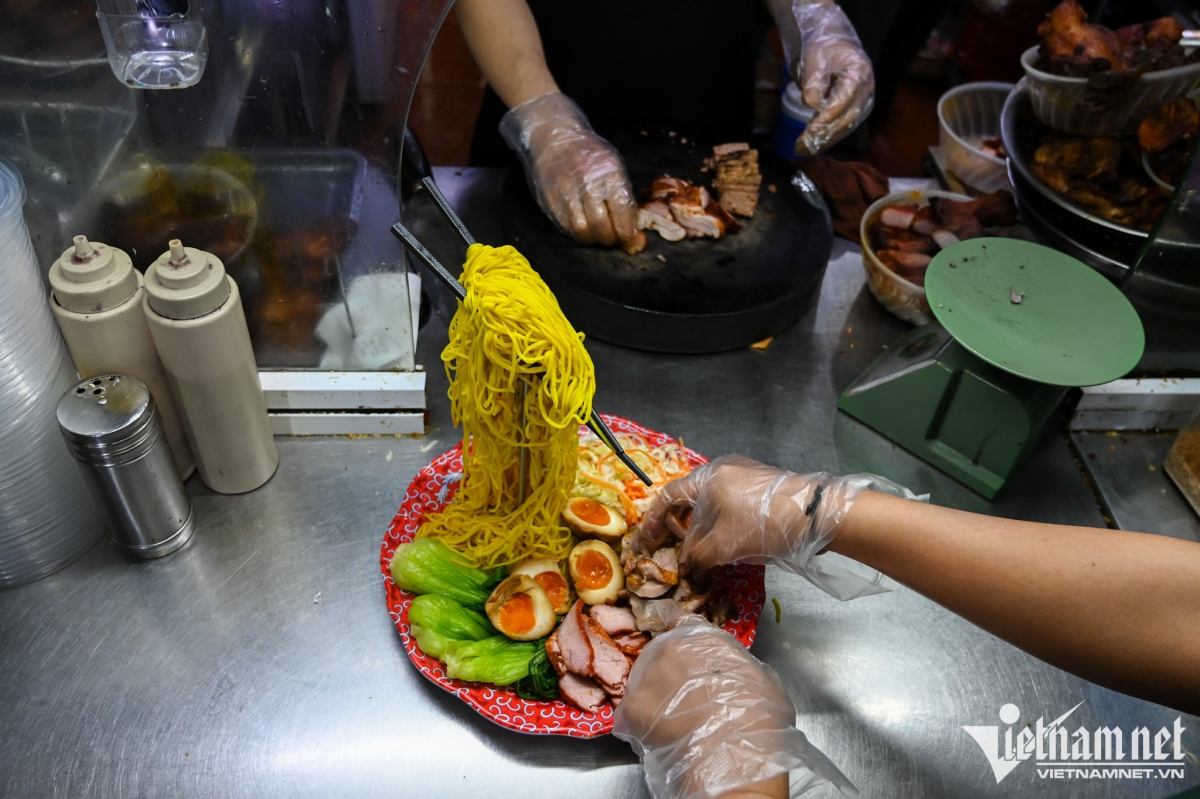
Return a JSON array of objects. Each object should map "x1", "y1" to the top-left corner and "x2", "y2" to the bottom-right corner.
[
  {"x1": 613, "y1": 611, "x2": 858, "y2": 799},
  {"x1": 638, "y1": 456, "x2": 924, "y2": 600},
  {"x1": 771, "y1": 0, "x2": 875, "y2": 155},
  {"x1": 499, "y1": 92, "x2": 638, "y2": 247}
]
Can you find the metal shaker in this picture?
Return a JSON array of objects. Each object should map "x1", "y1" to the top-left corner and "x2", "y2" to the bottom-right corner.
[{"x1": 56, "y1": 374, "x2": 194, "y2": 559}]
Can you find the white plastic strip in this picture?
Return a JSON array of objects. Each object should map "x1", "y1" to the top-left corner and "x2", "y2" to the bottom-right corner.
[
  {"x1": 1070, "y1": 378, "x2": 1200, "y2": 432},
  {"x1": 269, "y1": 412, "x2": 424, "y2": 436},
  {"x1": 259, "y1": 370, "x2": 425, "y2": 411}
]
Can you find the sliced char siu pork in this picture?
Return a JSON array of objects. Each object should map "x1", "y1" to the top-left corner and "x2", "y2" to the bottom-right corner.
[
  {"x1": 581, "y1": 611, "x2": 633, "y2": 699},
  {"x1": 553, "y1": 600, "x2": 594, "y2": 676},
  {"x1": 636, "y1": 176, "x2": 741, "y2": 244},
  {"x1": 558, "y1": 673, "x2": 607, "y2": 714},
  {"x1": 550, "y1": 601, "x2": 633, "y2": 705},
  {"x1": 613, "y1": 632, "x2": 651, "y2": 657},
  {"x1": 636, "y1": 201, "x2": 687, "y2": 242},
  {"x1": 589, "y1": 604, "x2": 639, "y2": 637}
]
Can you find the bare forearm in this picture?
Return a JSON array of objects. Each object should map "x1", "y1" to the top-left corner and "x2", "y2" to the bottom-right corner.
[
  {"x1": 718, "y1": 774, "x2": 788, "y2": 799},
  {"x1": 456, "y1": 0, "x2": 558, "y2": 108},
  {"x1": 831, "y1": 492, "x2": 1200, "y2": 713}
]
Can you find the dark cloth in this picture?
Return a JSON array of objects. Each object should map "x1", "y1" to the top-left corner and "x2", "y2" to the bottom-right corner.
[
  {"x1": 470, "y1": 0, "x2": 763, "y2": 167},
  {"x1": 798, "y1": 156, "x2": 889, "y2": 240}
]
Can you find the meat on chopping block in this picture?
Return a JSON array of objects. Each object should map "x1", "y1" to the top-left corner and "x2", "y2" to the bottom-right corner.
[{"x1": 711, "y1": 143, "x2": 762, "y2": 218}]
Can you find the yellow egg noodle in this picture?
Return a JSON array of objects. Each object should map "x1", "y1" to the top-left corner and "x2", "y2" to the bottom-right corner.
[{"x1": 417, "y1": 243, "x2": 596, "y2": 569}]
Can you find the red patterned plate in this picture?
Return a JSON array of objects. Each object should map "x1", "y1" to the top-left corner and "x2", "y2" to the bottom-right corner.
[{"x1": 380, "y1": 415, "x2": 765, "y2": 738}]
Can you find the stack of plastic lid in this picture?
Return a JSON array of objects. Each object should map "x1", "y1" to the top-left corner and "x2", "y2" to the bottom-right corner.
[{"x1": 0, "y1": 157, "x2": 104, "y2": 586}]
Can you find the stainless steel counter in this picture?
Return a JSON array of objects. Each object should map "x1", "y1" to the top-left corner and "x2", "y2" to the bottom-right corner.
[{"x1": 1, "y1": 170, "x2": 1196, "y2": 798}]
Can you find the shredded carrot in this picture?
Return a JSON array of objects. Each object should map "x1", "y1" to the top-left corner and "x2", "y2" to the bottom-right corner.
[{"x1": 580, "y1": 470, "x2": 639, "y2": 523}]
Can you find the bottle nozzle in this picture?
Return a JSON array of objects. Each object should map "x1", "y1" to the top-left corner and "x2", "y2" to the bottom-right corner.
[
  {"x1": 168, "y1": 239, "x2": 187, "y2": 265},
  {"x1": 73, "y1": 235, "x2": 94, "y2": 260}
]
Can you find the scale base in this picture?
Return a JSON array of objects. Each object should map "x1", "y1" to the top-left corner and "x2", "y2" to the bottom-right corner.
[{"x1": 838, "y1": 324, "x2": 1067, "y2": 499}]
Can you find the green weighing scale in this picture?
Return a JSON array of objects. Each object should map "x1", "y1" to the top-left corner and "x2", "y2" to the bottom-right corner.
[{"x1": 838, "y1": 238, "x2": 1144, "y2": 499}]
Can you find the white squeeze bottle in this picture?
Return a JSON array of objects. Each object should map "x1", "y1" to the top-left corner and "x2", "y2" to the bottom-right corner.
[
  {"x1": 143, "y1": 239, "x2": 278, "y2": 494},
  {"x1": 48, "y1": 235, "x2": 195, "y2": 478}
]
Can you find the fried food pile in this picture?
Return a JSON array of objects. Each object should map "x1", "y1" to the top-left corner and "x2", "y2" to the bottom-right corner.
[
  {"x1": 1031, "y1": 131, "x2": 1167, "y2": 230},
  {"x1": 1139, "y1": 97, "x2": 1200, "y2": 186},
  {"x1": 870, "y1": 192, "x2": 1018, "y2": 286},
  {"x1": 1037, "y1": 1, "x2": 1197, "y2": 110}
]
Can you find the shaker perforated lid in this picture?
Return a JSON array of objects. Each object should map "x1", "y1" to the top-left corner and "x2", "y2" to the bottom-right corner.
[
  {"x1": 48, "y1": 236, "x2": 139, "y2": 314},
  {"x1": 144, "y1": 239, "x2": 231, "y2": 320},
  {"x1": 56, "y1": 374, "x2": 158, "y2": 462}
]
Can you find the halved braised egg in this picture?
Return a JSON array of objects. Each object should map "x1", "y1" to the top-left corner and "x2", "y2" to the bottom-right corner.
[
  {"x1": 568, "y1": 539, "x2": 624, "y2": 605},
  {"x1": 562, "y1": 496, "x2": 627, "y2": 546},
  {"x1": 485, "y1": 575, "x2": 557, "y2": 641},
  {"x1": 510, "y1": 558, "x2": 574, "y2": 615}
]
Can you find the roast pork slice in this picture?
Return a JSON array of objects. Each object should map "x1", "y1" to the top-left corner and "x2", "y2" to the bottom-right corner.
[
  {"x1": 613, "y1": 631, "x2": 651, "y2": 657},
  {"x1": 627, "y1": 570, "x2": 675, "y2": 598},
  {"x1": 929, "y1": 197, "x2": 983, "y2": 240},
  {"x1": 879, "y1": 204, "x2": 918, "y2": 230},
  {"x1": 545, "y1": 629, "x2": 568, "y2": 677},
  {"x1": 651, "y1": 547, "x2": 680, "y2": 580},
  {"x1": 581, "y1": 615, "x2": 632, "y2": 697},
  {"x1": 633, "y1": 549, "x2": 679, "y2": 587},
  {"x1": 637, "y1": 202, "x2": 687, "y2": 242},
  {"x1": 589, "y1": 604, "x2": 639, "y2": 637},
  {"x1": 669, "y1": 186, "x2": 729, "y2": 239},
  {"x1": 558, "y1": 672, "x2": 607, "y2": 714},
  {"x1": 672, "y1": 578, "x2": 709, "y2": 613},
  {"x1": 556, "y1": 601, "x2": 595, "y2": 675},
  {"x1": 911, "y1": 205, "x2": 941, "y2": 235},
  {"x1": 646, "y1": 176, "x2": 693, "y2": 201},
  {"x1": 931, "y1": 229, "x2": 961, "y2": 250}
]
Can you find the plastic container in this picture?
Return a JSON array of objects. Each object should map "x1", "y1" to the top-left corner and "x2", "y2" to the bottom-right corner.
[
  {"x1": 48, "y1": 235, "x2": 194, "y2": 479},
  {"x1": 772, "y1": 82, "x2": 816, "y2": 162},
  {"x1": 1021, "y1": 46, "x2": 1200, "y2": 136},
  {"x1": 143, "y1": 240, "x2": 277, "y2": 495},
  {"x1": 937, "y1": 82, "x2": 1014, "y2": 194},
  {"x1": 96, "y1": 10, "x2": 207, "y2": 89},
  {"x1": 859, "y1": 190, "x2": 973, "y2": 326},
  {"x1": 0, "y1": 157, "x2": 105, "y2": 586}
]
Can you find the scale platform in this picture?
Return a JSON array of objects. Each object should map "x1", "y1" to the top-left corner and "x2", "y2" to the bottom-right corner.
[{"x1": 839, "y1": 238, "x2": 1144, "y2": 499}]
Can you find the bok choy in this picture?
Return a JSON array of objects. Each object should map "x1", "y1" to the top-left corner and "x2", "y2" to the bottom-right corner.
[
  {"x1": 408, "y1": 594, "x2": 496, "y2": 659},
  {"x1": 391, "y1": 538, "x2": 506, "y2": 608}
]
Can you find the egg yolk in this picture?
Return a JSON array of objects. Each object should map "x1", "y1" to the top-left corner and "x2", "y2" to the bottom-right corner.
[
  {"x1": 533, "y1": 571, "x2": 570, "y2": 609},
  {"x1": 575, "y1": 549, "x2": 613, "y2": 590},
  {"x1": 570, "y1": 498, "x2": 611, "y2": 527},
  {"x1": 498, "y1": 593, "x2": 537, "y2": 635}
]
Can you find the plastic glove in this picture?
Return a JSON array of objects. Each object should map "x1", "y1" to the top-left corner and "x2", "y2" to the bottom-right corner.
[
  {"x1": 499, "y1": 92, "x2": 638, "y2": 247},
  {"x1": 638, "y1": 456, "x2": 925, "y2": 600},
  {"x1": 772, "y1": 0, "x2": 875, "y2": 155},
  {"x1": 613, "y1": 612, "x2": 858, "y2": 799}
]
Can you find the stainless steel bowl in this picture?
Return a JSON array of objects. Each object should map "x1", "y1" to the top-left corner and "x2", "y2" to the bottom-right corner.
[{"x1": 1000, "y1": 82, "x2": 1147, "y2": 279}]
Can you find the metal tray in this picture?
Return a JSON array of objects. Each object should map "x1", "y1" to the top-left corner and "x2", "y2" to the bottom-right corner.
[{"x1": 1001, "y1": 84, "x2": 1148, "y2": 274}]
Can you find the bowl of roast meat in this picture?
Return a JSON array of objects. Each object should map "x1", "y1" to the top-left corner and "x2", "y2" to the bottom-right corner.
[
  {"x1": 1021, "y1": 0, "x2": 1200, "y2": 136},
  {"x1": 860, "y1": 189, "x2": 1019, "y2": 325}
]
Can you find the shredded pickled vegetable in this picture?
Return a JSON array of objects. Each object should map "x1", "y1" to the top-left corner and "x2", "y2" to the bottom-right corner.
[
  {"x1": 573, "y1": 431, "x2": 693, "y2": 523},
  {"x1": 417, "y1": 244, "x2": 595, "y2": 569}
]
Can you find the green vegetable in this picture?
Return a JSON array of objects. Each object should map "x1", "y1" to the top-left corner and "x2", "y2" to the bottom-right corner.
[
  {"x1": 391, "y1": 538, "x2": 506, "y2": 608},
  {"x1": 442, "y1": 636, "x2": 538, "y2": 686},
  {"x1": 515, "y1": 638, "x2": 559, "y2": 701},
  {"x1": 409, "y1": 594, "x2": 496, "y2": 659}
]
